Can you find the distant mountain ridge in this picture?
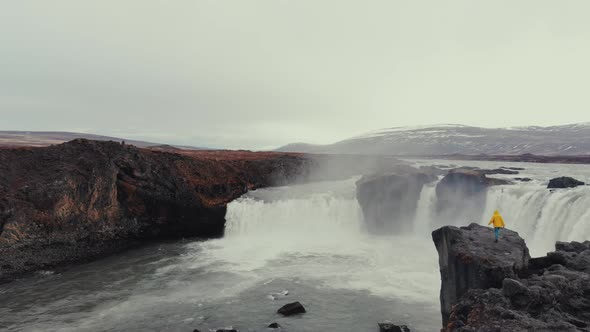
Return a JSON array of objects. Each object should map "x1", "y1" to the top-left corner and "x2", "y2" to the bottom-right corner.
[
  {"x1": 277, "y1": 123, "x2": 590, "y2": 156},
  {"x1": 0, "y1": 131, "x2": 207, "y2": 150}
]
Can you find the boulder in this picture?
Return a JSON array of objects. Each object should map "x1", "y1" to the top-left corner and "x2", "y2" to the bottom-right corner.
[
  {"x1": 514, "y1": 177, "x2": 532, "y2": 182},
  {"x1": 447, "y1": 266, "x2": 590, "y2": 331},
  {"x1": 433, "y1": 224, "x2": 590, "y2": 331},
  {"x1": 356, "y1": 170, "x2": 436, "y2": 234},
  {"x1": 501, "y1": 278, "x2": 528, "y2": 298},
  {"x1": 556, "y1": 241, "x2": 590, "y2": 253},
  {"x1": 378, "y1": 323, "x2": 410, "y2": 331},
  {"x1": 431, "y1": 223, "x2": 530, "y2": 326},
  {"x1": 277, "y1": 301, "x2": 306, "y2": 316},
  {"x1": 268, "y1": 322, "x2": 281, "y2": 329},
  {"x1": 547, "y1": 176, "x2": 585, "y2": 189},
  {"x1": 479, "y1": 168, "x2": 519, "y2": 175},
  {"x1": 501, "y1": 166, "x2": 525, "y2": 171}
]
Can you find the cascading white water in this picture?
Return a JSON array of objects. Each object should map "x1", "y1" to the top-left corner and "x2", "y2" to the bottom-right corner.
[
  {"x1": 220, "y1": 178, "x2": 441, "y2": 304},
  {"x1": 404, "y1": 159, "x2": 590, "y2": 256},
  {"x1": 5, "y1": 161, "x2": 587, "y2": 332},
  {"x1": 389, "y1": 175, "x2": 590, "y2": 257},
  {"x1": 484, "y1": 185, "x2": 590, "y2": 256},
  {"x1": 226, "y1": 170, "x2": 590, "y2": 258},
  {"x1": 214, "y1": 162, "x2": 590, "y2": 331},
  {"x1": 413, "y1": 183, "x2": 437, "y2": 235},
  {"x1": 225, "y1": 193, "x2": 363, "y2": 238}
]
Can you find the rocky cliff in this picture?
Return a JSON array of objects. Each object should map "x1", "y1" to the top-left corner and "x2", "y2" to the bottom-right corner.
[
  {"x1": 356, "y1": 166, "x2": 437, "y2": 234},
  {"x1": 0, "y1": 139, "x2": 310, "y2": 283},
  {"x1": 433, "y1": 224, "x2": 590, "y2": 331},
  {"x1": 435, "y1": 169, "x2": 510, "y2": 225}
]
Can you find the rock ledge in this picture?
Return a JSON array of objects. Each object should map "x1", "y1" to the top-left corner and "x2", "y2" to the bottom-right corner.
[{"x1": 433, "y1": 224, "x2": 590, "y2": 331}]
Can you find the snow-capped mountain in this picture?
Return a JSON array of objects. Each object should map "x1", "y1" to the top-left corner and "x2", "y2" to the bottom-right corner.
[{"x1": 277, "y1": 123, "x2": 590, "y2": 156}]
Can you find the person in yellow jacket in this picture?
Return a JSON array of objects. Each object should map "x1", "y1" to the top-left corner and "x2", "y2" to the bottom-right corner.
[{"x1": 488, "y1": 210, "x2": 506, "y2": 242}]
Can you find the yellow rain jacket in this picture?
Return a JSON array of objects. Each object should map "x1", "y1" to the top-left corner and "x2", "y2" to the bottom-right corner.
[{"x1": 488, "y1": 210, "x2": 505, "y2": 228}]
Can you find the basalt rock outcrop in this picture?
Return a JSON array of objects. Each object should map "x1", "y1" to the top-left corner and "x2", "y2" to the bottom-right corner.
[
  {"x1": 379, "y1": 323, "x2": 411, "y2": 332},
  {"x1": 514, "y1": 177, "x2": 532, "y2": 182},
  {"x1": 478, "y1": 168, "x2": 519, "y2": 175},
  {"x1": 432, "y1": 223, "x2": 530, "y2": 327},
  {"x1": 277, "y1": 301, "x2": 306, "y2": 316},
  {"x1": 356, "y1": 166, "x2": 437, "y2": 234},
  {"x1": 433, "y1": 224, "x2": 590, "y2": 331},
  {"x1": 548, "y1": 176, "x2": 585, "y2": 189},
  {"x1": 0, "y1": 140, "x2": 310, "y2": 283},
  {"x1": 501, "y1": 167, "x2": 525, "y2": 171},
  {"x1": 435, "y1": 169, "x2": 510, "y2": 225}
]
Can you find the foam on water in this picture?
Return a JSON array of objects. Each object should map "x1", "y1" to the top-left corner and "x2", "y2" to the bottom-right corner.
[
  {"x1": 3, "y1": 160, "x2": 589, "y2": 332},
  {"x1": 208, "y1": 161, "x2": 590, "y2": 306},
  {"x1": 194, "y1": 178, "x2": 441, "y2": 304}
]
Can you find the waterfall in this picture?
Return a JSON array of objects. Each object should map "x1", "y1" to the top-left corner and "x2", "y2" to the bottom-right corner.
[
  {"x1": 413, "y1": 183, "x2": 437, "y2": 236},
  {"x1": 483, "y1": 185, "x2": 590, "y2": 256},
  {"x1": 407, "y1": 180, "x2": 590, "y2": 256},
  {"x1": 225, "y1": 175, "x2": 590, "y2": 258},
  {"x1": 221, "y1": 178, "x2": 440, "y2": 303},
  {"x1": 225, "y1": 178, "x2": 365, "y2": 241},
  {"x1": 225, "y1": 193, "x2": 364, "y2": 238}
]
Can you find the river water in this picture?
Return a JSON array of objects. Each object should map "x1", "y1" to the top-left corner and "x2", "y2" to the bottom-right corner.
[{"x1": 1, "y1": 160, "x2": 589, "y2": 332}]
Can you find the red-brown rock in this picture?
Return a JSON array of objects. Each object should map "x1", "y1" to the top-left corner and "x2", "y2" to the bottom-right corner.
[{"x1": 0, "y1": 139, "x2": 310, "y2": 283}]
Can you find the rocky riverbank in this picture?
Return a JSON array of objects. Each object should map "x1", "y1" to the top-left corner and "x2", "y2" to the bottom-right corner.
[
  {"x1": 0, "y1": 139, "x2": 311, "y2": 283},
  {"x1": 433, "y1": 223, "x2": 590, "y2": 331},
  {"x1": 0, "y1": 139, "x2": 414, "y2": 283}
]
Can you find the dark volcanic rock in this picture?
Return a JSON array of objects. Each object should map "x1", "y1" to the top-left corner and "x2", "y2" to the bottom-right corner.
[
  {"x1": 514, "y1": 177, "x2": 532, "y2": 182},
  {"x1": 548, "y1": 176, "x2": 585, "y2": 189},
  {"x1": 378, "y1": 323, "x2": 410, "y2": 331},
  {"x1": 356, "y1": 168, "x2": 436, "y2": 234},
  {"x1": 0, "y1": 140, "x2": 310, "y2": 283},
  {"x1": 435, "y1": 169, "x2": 510, "y2": 225},
  {"x1": 277, "y1": 301, "x2": 306, "y2": 316},
  {"x1": 479, "y1": 168, "x2": 519, "y2": 175},
  {"x1": 450, "y1": 166, "x2": 519, "y2": 176},
  {"x1": 268, "y1": 322, "x2": 281, "y2": 329},
  {"x1": 501, "y1": 166, "x2": 525, "y2": 171},
  {"x1": 432, "y1": 223, "x2": 530, "y2": 326},
  {"x1": 556, "y1": 241, "x2": 590, "y2": 253},
  {"x1": 433, "y1": 224, "x2": 590, "y2": 332}
]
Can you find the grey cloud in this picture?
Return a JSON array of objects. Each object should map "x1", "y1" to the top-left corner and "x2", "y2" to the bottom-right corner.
[{"x1": 1, "y1": 1, "x2": 590, "y2": 149}]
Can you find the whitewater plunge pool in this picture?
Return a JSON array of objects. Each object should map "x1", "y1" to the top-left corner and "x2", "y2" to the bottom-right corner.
[{"x1": 1, "y1": 160, "x2": 590, "y2": 331}]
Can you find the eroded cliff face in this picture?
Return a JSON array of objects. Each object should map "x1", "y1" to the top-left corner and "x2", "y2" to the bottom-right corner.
[
  {"x1": 356, "y1": 166, "x2": 437, "y2": 234},
  {"x1": 0, "y1": 139, "x2": 310, "y2": 282},
  {"x1": 433, "y1": 224, "x2": 590, "y2": 331},
  {"x1": 435, "y1": 169, "x2": 510, "y2": 225},
  {"x1": 432, "y1": 224, "x2": 530, "y2": 327}
]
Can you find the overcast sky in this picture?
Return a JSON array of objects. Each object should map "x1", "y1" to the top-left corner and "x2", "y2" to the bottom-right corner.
[{"x1": 2, "y1": 1, "x2": 590, "y2": 149}]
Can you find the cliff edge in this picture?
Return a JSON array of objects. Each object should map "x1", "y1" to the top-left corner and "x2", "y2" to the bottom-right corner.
[
  {"x1": 0, "y1": 139, "x2": 309, "y2": 283},
  {"x1": 433, "y1": 223, "x2": 590, "y2": 331}
]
